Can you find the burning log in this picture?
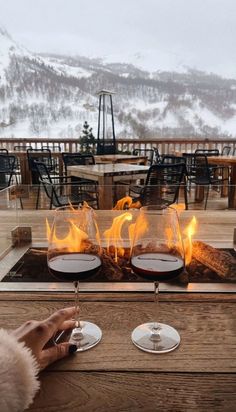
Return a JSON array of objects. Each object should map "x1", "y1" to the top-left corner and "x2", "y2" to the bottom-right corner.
[
  {"x1": 192, "y1": 241, "x2": 236, "y2": 280},
  {"x1": 100, "y1": 250, "x2": 125, "y2": 281}
]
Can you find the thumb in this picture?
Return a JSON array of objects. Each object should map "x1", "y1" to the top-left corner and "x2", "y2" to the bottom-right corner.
[{"x1": 39, "y1": 342, "x2": 77, "y2": 369}]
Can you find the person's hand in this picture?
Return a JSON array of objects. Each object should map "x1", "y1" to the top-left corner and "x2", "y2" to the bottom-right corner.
[{"x1": 11, "y1": 306, "x2": 78, "y2": 370}]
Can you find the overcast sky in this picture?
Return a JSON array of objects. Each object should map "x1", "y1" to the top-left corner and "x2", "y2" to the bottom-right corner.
[{"x1": 0, "y1": 0, "x2": 236, "y2": 78}]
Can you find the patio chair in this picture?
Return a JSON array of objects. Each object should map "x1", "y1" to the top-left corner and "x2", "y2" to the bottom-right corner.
[
  {"x1": 221, "y1": 146, "x2": 231, "y2": 156},
  {"x1": 27, "y1": 148, "x2": 58, "y2": 184},
  {"x1": 0, "y1": 154, "x2": 23, "y2": 207},
  {"x1": 185, "y1": 154, "x2": 229, "y2": 209},
  {"x1": 62, "y1": 152, "x2": 97, "y2": 185},
  {"x1": 131, "y1": 163, "x2": 187, "y2": 209},
  {"x1": 0, "y1": 148, "x2": 9, "y2": 154},
  {"x1": 132, "y1": 148, "x2": 155, "y2": 165},
  {"x1": 0, "y1": 153, "x2": 19, "y2": 188},
  {"x1": 161, "y1": 154, "x2": 186, "y2": 165},
  {"x1": 13, "y1": 146, "x2": 33, "y2": 175},
  {"x1": 35, "y1": 162, "x2": 99, "y2": 209}
]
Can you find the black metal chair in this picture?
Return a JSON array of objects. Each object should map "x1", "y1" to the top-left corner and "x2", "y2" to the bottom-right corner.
[
  {"x1": 132, "y1": 148, "x2": 155, "y2": 165},
  {"x1": 0, "y1": 154, "x2": 23, "y2": 208},
  {"x1": 62, "y1": 152, "x2": 97, "y2": 182},
  {"x1": 27, "y1": 148, "x2": 57, "y2": 184},
  {"x1": 221, "y1": 146, "x2": 231, "y2": 156},
  {"x1": 161, "y1": 155, "x2": 188, "y2": 206},
  {"x1": 13, "y1": 146, "x2": 33, "y2": 176},
  {"x1": 131, "y1": 163, "x2": 187, "y2": 209},
  {"x1": 0, "y1": 148, "x2": 9, "y2": 154},
  {"x1": 35, "y1": 162, "x2": 99, "y2": 209},
  {"x1": 62, "y1": 153, "x2": 95, "y2": 171},
  {"x1": 161, "y1": 155, "x2": 186, "y2": 165},
  {"x1": 0, "y1": 154, "x2": 19, "y2": 189},
  {"x1": 185, "y1": 154, "x2": 229, "y2": 209}
]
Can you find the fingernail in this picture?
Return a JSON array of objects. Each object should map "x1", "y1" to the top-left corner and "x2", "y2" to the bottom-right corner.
[{"x1": 69, "y1": 344, "x2": 77, "y2": 354}]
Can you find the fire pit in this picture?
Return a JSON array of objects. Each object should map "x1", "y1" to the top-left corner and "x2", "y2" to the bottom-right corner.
[
  {"x1": 1, "y1": 208, "x2": 236, "y2": 293},
  {"x1": 3, "y1": 243, "x2": 236, "y2": 284}
]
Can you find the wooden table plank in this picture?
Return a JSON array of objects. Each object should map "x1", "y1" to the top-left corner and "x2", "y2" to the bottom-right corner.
[
  {"x1": 0, "y1": 298, "x2": 235, "y2": 373},
  {"x1": 29, "y1": 372, "x2": 236, "y2": 412}
]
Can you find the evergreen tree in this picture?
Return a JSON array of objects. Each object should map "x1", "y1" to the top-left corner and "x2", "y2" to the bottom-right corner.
[{"x1": 79, "y1": 121, "x2": 96, "y2": 153}]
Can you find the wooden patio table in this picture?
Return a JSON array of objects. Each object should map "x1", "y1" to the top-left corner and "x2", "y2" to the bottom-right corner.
[
  {"x1": 67, "y1": 163, "x2": 149, "y2": 209},
  {"x1": 10, "y1": 152, "x2": 147, "y2": 185},
  {"x1": 0, "y1": 210, "x2": 236, "y2": 410}
]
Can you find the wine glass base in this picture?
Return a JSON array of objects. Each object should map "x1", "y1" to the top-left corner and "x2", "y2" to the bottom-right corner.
[
  {"x1": 69, "y1": 321, "x2": 102, "y2": 352},
  {"x1": 131, "y1": 322, "x2": 180, "y2": 354}
]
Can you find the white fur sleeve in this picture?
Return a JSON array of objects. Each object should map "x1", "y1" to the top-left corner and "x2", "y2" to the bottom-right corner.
[{"x1": 0, "y1": 329, "x2": 40, "y2": 412}]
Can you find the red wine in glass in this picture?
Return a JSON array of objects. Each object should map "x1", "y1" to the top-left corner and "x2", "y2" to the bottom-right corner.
[
  {"x1": 131, "y1": 252, "x2": 184, "y2": 281},
  {"x1": 47, "y1": 206, "x2": 102, "y2": 352},
  {"x1": 130, "y1": 206, "x2": 183, "y2": 354},
  {"x1": 48, "y1": 253, "x2": 102, "y2": 282}
]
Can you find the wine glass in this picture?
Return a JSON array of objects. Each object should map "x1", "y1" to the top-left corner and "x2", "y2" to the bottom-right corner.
[
  {"x1": 47, "y1": 206, "x2": 102, "y2": 351},
  {"x1": 130, "y1": 206, "x2": 184, "y2": 353}
]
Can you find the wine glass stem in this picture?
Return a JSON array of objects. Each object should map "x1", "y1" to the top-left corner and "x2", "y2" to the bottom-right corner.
[
  {"x1": 150, "y1": 281, "x2": 161, "y2": 341},
  {"x1": 74, "y1": 281, "x2": 81, "y2": 329}
]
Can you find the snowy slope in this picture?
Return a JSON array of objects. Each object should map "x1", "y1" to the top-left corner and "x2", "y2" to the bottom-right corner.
[{"x1": 0, "y1": 26, "x2": 236, "y2": 139}]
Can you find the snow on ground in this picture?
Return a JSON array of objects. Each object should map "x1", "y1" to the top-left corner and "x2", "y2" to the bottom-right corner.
[{"x1": 41, "y1": 56, "x2": 94, "y2": 79}]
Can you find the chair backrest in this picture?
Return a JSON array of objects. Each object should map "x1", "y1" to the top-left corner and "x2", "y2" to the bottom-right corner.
[
  {"x1": 27, "y1": 148, "x2": 53, "y2": 172},
  {"x1": 195, "y1": 149, "x2": 219, "y2": 156},
  {"x1": 0, "y1": 148, "x2": 9, "y2": 154},
  {"x1": 0, "y1": 154, "x2": 16, "y2": 172},
  {"x1": 0, "y1": 154, "x2": 17, "y2": 188},
  {"x1": 221, "y1": 146, "x2": 231, "y2": 156},
  {"x1": 140, "y1": 163, "x2": 186, "y2": 207},
  {"x1": 185, "y1": 154, "x2": 211, "y2": 183},
  {"x1": 62, "y1": 153, "x2": 95, "y2": 174},
  {"x1": 133, "y1": 148, "x2": 155, "y2": 165},
  {"x1": 161, "y1": 155, "x2": 186, "y2": 165},
  {"x1": 35, "y1": 162, "x2": 58, "y2": 206}
]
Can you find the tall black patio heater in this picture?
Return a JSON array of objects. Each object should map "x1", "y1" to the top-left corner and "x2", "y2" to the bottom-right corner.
[{"x1": 96, "y1": 89, "x2": 116, "y2": 155}]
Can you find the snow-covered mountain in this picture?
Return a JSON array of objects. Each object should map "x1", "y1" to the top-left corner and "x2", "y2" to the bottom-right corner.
[{"x1": 0, "y1": 26, "x2": 236, "y2": 139}]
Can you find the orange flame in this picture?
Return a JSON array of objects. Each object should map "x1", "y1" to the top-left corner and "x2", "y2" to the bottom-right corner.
[
  {"x1": 46, "y1": 218, "x2": 88, "y2": 253},
  {"x1": 183, "y1": 216, "x2": 197, "y2": 265},
  {"x1": 113, "y1": 196, "x2": 141, "y2": 210},
  {"x1": 103, "y1": 212, "x2": 133, "y2": 262}
]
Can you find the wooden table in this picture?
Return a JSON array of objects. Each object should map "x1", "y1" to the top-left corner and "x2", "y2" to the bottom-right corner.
[
  {"x1": 208, "y1": 155, "x2": 236, "y2": 208},
  {"x1": 0, "y1": 210, "x2": 236, "y2": 410},
  {"x1": 67, "y1": 163, "x2": 149, "y2": 209},
  {"x1": 10, "y1": 152, "x2": 147, "y2": 185}
]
